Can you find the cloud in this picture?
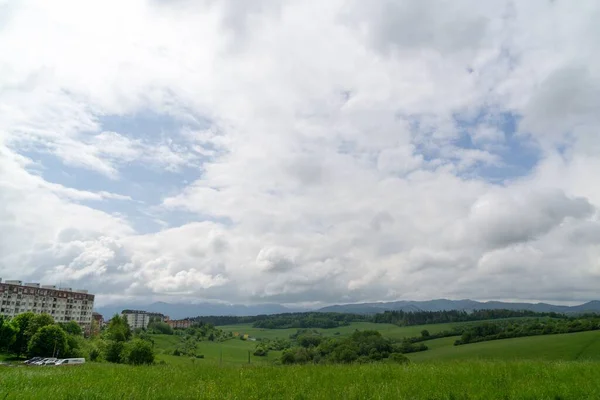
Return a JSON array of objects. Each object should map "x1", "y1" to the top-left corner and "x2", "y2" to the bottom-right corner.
[{"x1": 0, "y1": 0, "x2": 599, "y2": 307}]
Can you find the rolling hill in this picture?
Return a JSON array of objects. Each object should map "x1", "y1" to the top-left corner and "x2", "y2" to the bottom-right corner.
[{"x1": 95, "y1": 299, "x2": 600, "y2": 320}]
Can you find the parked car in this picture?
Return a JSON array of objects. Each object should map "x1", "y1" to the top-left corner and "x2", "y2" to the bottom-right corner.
[
  {"x1": 54, "y1": 358, "x2": 85, "y2": 366},
  {"x1": 24, "y1": 357, "x2": 43, "y2": 365},
  {"x1": 31, "y1": 357, "x2": 57, "y2": 366}
]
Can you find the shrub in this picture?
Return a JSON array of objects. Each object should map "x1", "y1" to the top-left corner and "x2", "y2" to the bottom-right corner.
[
  {"x1": 65, "y1": 334, "x2": 87, "y2": 358},
  {"x1": 123, "y1": 339, "x2": 155, "y2": 365},
  {"x1": 253, "y1": 347, "x2": 268, "y2": 357},
  {"x1": 389, "y1": 353, "x2": 410, "y2": 364},
  {"x1": 147, "y1": 321, "x2": 174, "y2": 335},
  {"x1": 281, "y1": 350, "x2": 296, "y2": 365},
  {"x1": 104, "y1": 340, "x2": 125, "y2": 363},
  {"x1": 89, "y1": 345, "x2": 101, "y2": 362}
]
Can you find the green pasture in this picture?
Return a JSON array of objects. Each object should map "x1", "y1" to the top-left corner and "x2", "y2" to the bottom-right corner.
[{"x1": 2, "y1": 361, "x2": 600, "y2": 399}]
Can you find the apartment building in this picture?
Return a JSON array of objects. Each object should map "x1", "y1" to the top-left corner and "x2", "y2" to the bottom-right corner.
[
  {"x1": 92, "y1": 312, "x2": 104, "y2": 326},
  {"x1": 121, "y1": 310, "x2": 166, "y2": 330},
  {"x1": 166, "y1": 318, "x2": 193, "y2": 329},
  {"x1": 0, "y1": 279, "x2": 94, "y2": 327}
]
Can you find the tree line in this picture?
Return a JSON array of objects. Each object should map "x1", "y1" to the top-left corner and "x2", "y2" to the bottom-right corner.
[
  {"x1": 455, "y1": 316, "x2": 600, "y2": 345},
  {"x1": 372, "y1": 309, "x2": 567, "y2": 326},
  {"x1": 192, "y1": 312, "x2": 368, "y2": 329},
  {"x1": 190, "y1": 309, "x2": 569, "y2": 330}
]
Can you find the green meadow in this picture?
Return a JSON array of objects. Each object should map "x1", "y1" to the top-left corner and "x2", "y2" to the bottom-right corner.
[
  {"x1": 218, "y1": 321, "x2": 460, "y2": 341},
  {"x1": 408, "y1": 330, "x2": 600, "y2": 362},
  {"x1": 2, "y1": 361, "x2": 600, "y2": 399}
]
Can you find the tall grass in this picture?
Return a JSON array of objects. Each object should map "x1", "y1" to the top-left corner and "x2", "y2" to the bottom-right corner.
[{"x1": 1, "y1": 361, "x2": 599, "y2": 399}]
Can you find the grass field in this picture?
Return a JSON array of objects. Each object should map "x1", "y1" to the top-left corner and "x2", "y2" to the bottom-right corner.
[
  {"x1": 151, "y1": 334, "x2": 281, "y2": 366},
  {"x1": 408, "y1": 330, "x2": 600, "y2": 362},
  {"x1": 2, "y1": 361, "x2": 600, "y2": 399},
  {"x1": 218, "y1": 321, "x2": 462, "y2": 341}
]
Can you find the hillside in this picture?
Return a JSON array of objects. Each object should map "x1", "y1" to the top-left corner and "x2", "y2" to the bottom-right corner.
[
  {"x1": 318, "y1": 299, "x2": 600, "y2": 314},
  {"x1": 408, "y1": 330, "x2": 600, "y2": 362}
]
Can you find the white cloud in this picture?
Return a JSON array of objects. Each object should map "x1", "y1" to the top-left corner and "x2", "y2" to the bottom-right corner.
[{"x1": 0, "y1": 0, "x2": 599, "y2": 307}]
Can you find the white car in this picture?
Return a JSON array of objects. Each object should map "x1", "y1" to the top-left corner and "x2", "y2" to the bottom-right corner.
[
  {"x1": 54, "y1": 358, "x2": 85, "y2": 366},
  {"x1": 32, "y1": 358, "x2": 57, "y2": 366}
]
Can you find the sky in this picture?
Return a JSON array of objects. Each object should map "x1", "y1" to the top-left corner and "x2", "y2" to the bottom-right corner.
[{"x1": 1, "y1": 0, "x2": 599, "y2": 307}]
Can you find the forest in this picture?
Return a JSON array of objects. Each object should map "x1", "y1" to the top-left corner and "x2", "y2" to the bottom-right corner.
[{"x1": 194, "y1": 309, "x2": 567, "y2": 329}]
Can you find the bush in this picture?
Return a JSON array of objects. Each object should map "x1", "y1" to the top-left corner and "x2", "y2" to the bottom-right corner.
[
  {"x1": 65, "y1": 334, "x2": 87, "y2": 358},
  {"x1": 123, "y1": 339, "x2": 155, "y2": 365},
  {"x1": 172, "y1": 349, "x2": 182, "y2": 356},
  {"x1": 331, "y1": 344, "x2": 358, "y2": 363},
  {"x1": 89, "y1": 345, "x2": 101, "y2": 362},
  {"x1": 253, "y1": 347, "x2": 268, "y2": 357},
  {"x1": 297, "y1": 334, "x2": 322, "y2": 348},
  {"x1": 104, "y1": 340, "x2": 125, "y2": 363},
  {"x1": 147, "y1": 321, "x2": 173, "y2": 335},
  {"x1": 281, "y1": 350, "x2": 296, "y2": 365},
  {"x1": 389, "y1": 353, "x2": 410, "y2": 364}
]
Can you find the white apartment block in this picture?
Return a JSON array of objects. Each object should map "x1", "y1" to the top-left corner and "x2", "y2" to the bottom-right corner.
[
  {"x1": 0, "y1": 279, "x2": 94, "y2": 327},
  {"x1": 122, "y1": 310, "x2": 166, "y2": 330}
]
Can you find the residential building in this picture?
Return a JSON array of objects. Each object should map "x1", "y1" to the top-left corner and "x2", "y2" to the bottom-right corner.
[
  {"x1": 92, "y1": 312, "x2": 104, "y2": 326},
  {"x1": 166, "y1": 318, "x2": 193, "y2": 329},
  {"x1": 0, "y1": 279, "x2": 94, "y2": 327},
  {"x1": 121, "y1": 310, "x2": 166, "y2": 330}
]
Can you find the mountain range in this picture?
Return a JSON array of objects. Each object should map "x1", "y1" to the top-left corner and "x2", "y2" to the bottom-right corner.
[{"x1": 94, "y1": 299, "x2": 600, "y2": 320}]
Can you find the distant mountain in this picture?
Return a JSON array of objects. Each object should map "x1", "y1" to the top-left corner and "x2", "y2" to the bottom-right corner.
[
  {"x1": 95, "y1": 302, "x2": 299, "y2": 320},
  {"x1": 317, "y1": 299, "x2": 600, "y2": 314},
  {"x1": 94, "y1": 298, "x2": 600, "y2": 320}
]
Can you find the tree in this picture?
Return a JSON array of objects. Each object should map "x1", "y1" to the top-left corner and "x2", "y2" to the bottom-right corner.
[
  {"x1": 104, "y1": 315, "x2": 131, "y2": 342},
  {"x1": 60, "y1": 320, "x2": 83, "y2": 336},
  {"x1": 26, "y1": 314, "x2": 55, "y2": 338},
  {"x1": 0, "y1": 316, "x2": 18, "y2": 352},
  {"x1": 123, "y1": 339, "x2": 155, "y2": 365},
  {"x1": 297, "y1": 334, "x2": 322, "y2": 348},
  {"x1": 331, "y1": 344, "x2": 358, "y2": 363},
  {"x1": 10, "y1": 312, "x2": 35, "y2": 355},
  {"x1": 64, "y1": 334, "x2": 86, "y2": 358},
  {"x1": 420, "y1": 329, "x2": 430, "y2": 338},
  {"x1": 27, "y1": 325, "x2": 68, "y2": 358}
]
